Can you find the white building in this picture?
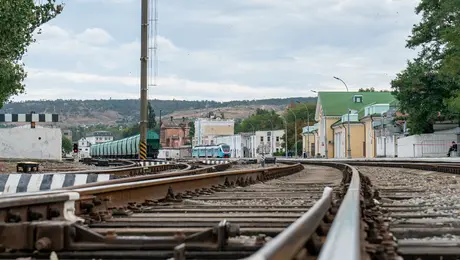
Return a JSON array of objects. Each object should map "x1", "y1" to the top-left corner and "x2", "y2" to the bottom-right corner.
[
  {"x1": 253, "y1": 130, "x2": 285, "y2": 156},
  {"x1": 84, "y1": 131, "x2": 113, "y2": 144},
  {"x1": 78, "y1": 131, "x2": 113, "y2": 158},
  {"x1": 214, "y1": 133, "x2": 256, "y2": 158},
  {"x1": 194, "y1": 118, "x2": 234, "y2": 146}
]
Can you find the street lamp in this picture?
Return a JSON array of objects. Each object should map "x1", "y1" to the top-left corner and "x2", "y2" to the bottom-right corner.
[
  {"x1": 333, "y1": 76, "x2": 352, "y2": 159},
  {"x1": 296, "y1": 101, "x2": 311, "y2": 158},
  {"x1": 267, "y1": 119, "x2": 274, "y2": 156},
  {"x1": 280, "y1": 116, "x2": 288, "y2": 158},
  {"x1": 311, "y1": 90, "x2": 328, "y2": 158},
  {"x1": 288, "y1": 109, "x2": 298, "y2": 158},
  {"x1": 247, "y1": 122, "x2": 255, "y2": 134}
]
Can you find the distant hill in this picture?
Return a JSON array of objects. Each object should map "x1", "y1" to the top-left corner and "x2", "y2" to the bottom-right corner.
[{"x1": 0, "y1": 97, "x2": 317, "y2": 127}]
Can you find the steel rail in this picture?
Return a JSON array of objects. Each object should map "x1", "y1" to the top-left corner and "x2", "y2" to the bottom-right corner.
[
  {"x1": 0, "y1": 163, "x2": 304, "y2": 223},
  {"x1": 72, "y1": 164, "x2": 304, "y2": 208},
  {"x1": 246, "y1": 187, "x2": 333, "y2": 260},
  {"x1": 0, "y1": 163, "x2": 219, "y2": 199},
  {"x1": 62, "y1": 162, "x2": 227, "y2": 190},
  {"x1": 317, "y1": 164, "x2": 361, "y2": 260},
  {"x1": 50, "y1": 161, "x2": 187, "y2": 176}
]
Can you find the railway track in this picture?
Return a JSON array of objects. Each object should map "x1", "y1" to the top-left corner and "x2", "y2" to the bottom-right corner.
[
  {"x1": 2, "y1": 158, "x2": 460, "y2": 259},
  {"x1": 357, "y1": 166, "x2": 460, "y2": 260},
  {"x1": 0, "y1": 164, "x2": 348, "y2": 259},
  {"x1": 0, "y1": 161, "x2": 193, "y2": 195}
]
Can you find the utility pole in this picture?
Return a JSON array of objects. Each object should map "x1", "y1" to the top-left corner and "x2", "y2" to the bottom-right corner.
[
  {"x1": 268, "y1": 119, "x2": 274, "y2": 156},
  {"x1": 281, "y1": 116, "x2": 288, "y2": 158},
  {"x1": 288, "y1": 109, "x2": 298, "y2": 158},
  {"x1": 296, "y1": 101, "x2": 311, "y2": 158},
  {"x1": 139, "y1": 0, "x2": 149, "y2": 160},
  {"x1": 334, "y1": 76, "x2": 351, "y2": 159}
]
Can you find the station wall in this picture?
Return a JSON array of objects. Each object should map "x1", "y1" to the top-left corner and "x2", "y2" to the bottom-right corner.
[{"x1": 0, "y1": 128, "x2": 62, "y2": 161}]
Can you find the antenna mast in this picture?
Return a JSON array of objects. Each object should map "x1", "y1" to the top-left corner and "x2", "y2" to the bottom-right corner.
[
  {"x1": 139, "y1": 0, "x2": 149, "y2": 160},
  {"x1": 148, "y1": 0, "x2": 158, "y2": 88}
]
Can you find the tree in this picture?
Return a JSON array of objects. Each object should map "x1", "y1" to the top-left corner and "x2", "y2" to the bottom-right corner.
[
  {"x1": 122, "y1": 124, "x2": 140, "y2": 138},
  {"x1": 147, "y1": 102, "x2": 156, "y2": 129},
  {"x1": 235, "y1": 109, "x2": 284, "y2": 133},
  {"x1": 359, "y1": 87, "x2": 376, "y2": 92},
  {"x1": 283, "y1": 103, "x2": 316, "y2": 156},
  {"x1": 0, "y1": 0, "x2": 63, "y2": 108},
  {"x1": 391, "y1": 0, "x2": 460, "y2": 133},
  {"x1": 391, "y1": 60, "x2": 457, "y2": 134},
  {"x1": 188, "y1": 121, "x2": 195, "y2": 142},
  {"x1": 446, "y1": 91, "x2": 460, "y2": 126},
  {"x1": 406, "y1": 0, "x2": 460, "y2": 80},
  {"x1": 62, "y1": 136, "x2": 72, "y2": 153},
  {"x1": 446, "y1": 91, "x2": 460, "y2": 113}
]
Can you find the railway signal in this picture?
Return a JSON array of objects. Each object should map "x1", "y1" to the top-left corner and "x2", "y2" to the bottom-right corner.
[{"x1": 73, "y1": 143, "x2": 78, "y2": 153}]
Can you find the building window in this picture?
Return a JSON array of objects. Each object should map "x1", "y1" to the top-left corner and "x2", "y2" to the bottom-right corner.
[
  {"x1": 276, "y1": 136, "x2": 279, "y2": 142},
  {"x1": 267, "y1": 136, "x2": 271, "y2": 142},
  {"x1": 260, "y1": 136, "x2": 264, "y2": 142}
]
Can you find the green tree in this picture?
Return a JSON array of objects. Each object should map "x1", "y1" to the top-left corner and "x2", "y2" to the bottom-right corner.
[
  {"x1": 391, "y1": 0, "x2": 460, "y2": 133},
  {"x1": 406, "y1": 0, "x2": 460, "y2": 79},
  {"x1": 446, "y1": 91, "x2": 460, "y2": 113},
  {"x1": 0, "y1": 0, "x2": 63, "y2": 108},
  {"x1": 62, "y1": 136, "x2": 72, "y2": 153},
  {"x1": 147, "y1": 102, "x2": 156, "y2": 129},
  {"x1": 235, "y1": 109, "x2": 284, "y2": 133},
  {"x1": 122, "y1": 124, "x2": 140, "y2": 138},
  {"x1": 188, "y1": 121, "x2": 195, "y2": 141},
  {"x1": 391, "y1": 60, "x2": 458, "y2": 134},
  {"x1": 283, "y1": 103, "x2": 316, "y2": 156},
  {"x1": 358, "y1": 87, "x2": 376, "y2": 92}
]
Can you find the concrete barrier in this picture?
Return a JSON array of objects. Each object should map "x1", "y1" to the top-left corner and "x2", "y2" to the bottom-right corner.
[{"x1": 0, "y1": 173, "x2": 116, "y2": 194}]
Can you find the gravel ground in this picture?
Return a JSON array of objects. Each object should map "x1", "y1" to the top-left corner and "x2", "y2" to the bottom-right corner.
[
  {"x1": 358, "y1": 167, "x2": 460, "y2": 209},
  {"x1": 190, "y1": 165, "x2": 343, "y2": 207},
  {"x1": 357, "y1": 166, "x2": 460, "y2": 243},
  {"x1": 229, "y1": 163, "x2": 286, "y2": 170},
  {"x1": 0, "y1": 160, "x2": 105, "y2": 173}
]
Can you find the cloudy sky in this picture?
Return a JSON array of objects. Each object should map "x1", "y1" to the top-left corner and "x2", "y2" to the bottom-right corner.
[{"x1": 17, "y1": 0, "x2": 421, "y2": 102}]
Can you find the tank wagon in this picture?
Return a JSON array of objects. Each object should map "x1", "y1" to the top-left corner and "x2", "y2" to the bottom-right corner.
[
  {"x1": 192, "y1": 143, "x2": 231, "y2": 158},
  {"x1": 90, "y1": 130, "x2": 160, "y2": 159}
]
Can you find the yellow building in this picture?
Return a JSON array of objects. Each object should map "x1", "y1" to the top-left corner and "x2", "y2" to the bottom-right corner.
[
  {"x1": 302, "y1": 124, "x2": 317, "y2": 157},
  {"x1": 313, "y1": 92, "x2": 396, "y2": 158}
]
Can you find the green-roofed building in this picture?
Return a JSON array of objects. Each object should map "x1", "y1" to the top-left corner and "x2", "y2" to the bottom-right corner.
[
  {"x1": 312, "y1": 91, "x2": 398, "y2": 159},
  {"x1": 314, "y1": 92, "x2": 396, "y2": 117}
]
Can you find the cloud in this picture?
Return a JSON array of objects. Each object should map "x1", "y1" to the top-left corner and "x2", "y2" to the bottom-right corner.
[{"x1": 16, "y1": 0, "x2": 422, "y2": 102}]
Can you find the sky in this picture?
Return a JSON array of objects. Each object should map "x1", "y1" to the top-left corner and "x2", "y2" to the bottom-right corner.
[{"x1": 16, "y1": 0, "x2": 422, "y2": 102}]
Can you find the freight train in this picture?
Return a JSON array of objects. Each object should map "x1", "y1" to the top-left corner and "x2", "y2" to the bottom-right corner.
[
  {"x1": 192, "y1": 143, "x2": 231, "y2": 158},
  {"x1": 90, "y1": 130, "x2": 160, "y2": 159}
]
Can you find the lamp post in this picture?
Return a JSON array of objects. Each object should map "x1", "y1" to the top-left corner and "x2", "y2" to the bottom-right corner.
[
  {"x1": 333, "y1": 76, "x2": 352, "y2": 159},
  {"x1": 296, "y1": 101, "x2": 311, "y2": 158},
  {"x1": 247, "y1": 122, "x2": 256, "y2": 134},
  {"x1": 288, "y1": 109, "x2": 298, "y2": 158},
  {"x1": 247, "y1": 122, "x2": 256, "y2": 158},
  {"x1": 311, "y1": 90, "x2": 328, "y2": 158},
  {"x1": 267, "y1": 119, "x2": 274, "y2": 156},
  {"x1": 281, "y1": 116, "x2": 288, "y2": 158}
]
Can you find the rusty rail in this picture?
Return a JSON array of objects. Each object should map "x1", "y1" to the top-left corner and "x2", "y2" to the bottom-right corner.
[
  {"x1": 72, "y1": 163, "x2": 303, "y2": 210},
  {"x1": 0, "y1": 163, "x2": 305, "y2": 254},
  {"x1": 0, "y1": 163, "x2": 303, "y2": 221}
]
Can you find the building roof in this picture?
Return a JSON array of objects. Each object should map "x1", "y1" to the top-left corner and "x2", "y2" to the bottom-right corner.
[
  {"x1": 317, "y1": 92, "x2": 396, "y2": 117},
  {"x1": 161, "y1": 118, "x2": 191, "y2": 128}
]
